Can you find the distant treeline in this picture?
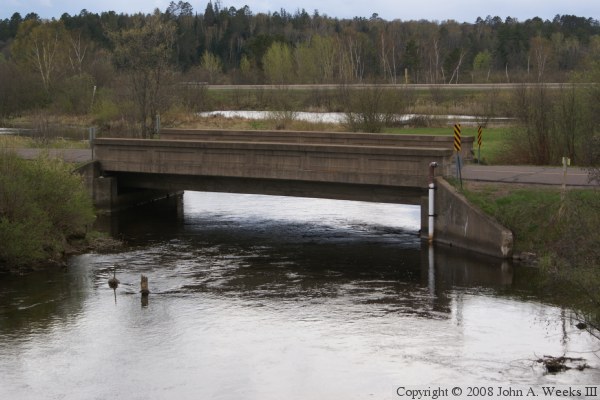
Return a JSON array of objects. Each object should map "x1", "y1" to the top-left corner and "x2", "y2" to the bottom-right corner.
[
  {"x1": 0, "y1": 1, "x2": 599, "y2": 124},
  {"x1": 1, "y1": 1, "x2": 599, "y2": 82}
]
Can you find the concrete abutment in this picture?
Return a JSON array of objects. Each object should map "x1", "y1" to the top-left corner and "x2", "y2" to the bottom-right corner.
[
  {"x1": 420, "y1": 177, "x2": 513, "y2": 259},
  {"x1": 75, "y1": 161, "x2": 182, "y2": 213}
]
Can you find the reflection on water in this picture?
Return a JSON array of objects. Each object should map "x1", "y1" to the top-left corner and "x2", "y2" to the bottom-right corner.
[
  {"x1": 197, "y1": 110, "x2": 515, "y2": 126},
  {"x1": 0, "y1": 192, "x2": 598, "y2": 399}
]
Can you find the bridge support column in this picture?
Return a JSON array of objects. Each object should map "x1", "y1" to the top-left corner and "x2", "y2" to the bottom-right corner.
[
  {"x1": 75, "y1": 161, "x2": 182, "y2": 213},
  {"x1": 94, "y1": 176, "x2": 118, "y2": 211}
]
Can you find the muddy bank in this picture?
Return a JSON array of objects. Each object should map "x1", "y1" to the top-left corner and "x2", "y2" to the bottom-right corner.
[{"x1": 0, "y1": 234, "x2": 124, "y2": 274}]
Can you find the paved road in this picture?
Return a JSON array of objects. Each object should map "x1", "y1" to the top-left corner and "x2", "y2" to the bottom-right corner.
[
  {"x1": 200, "y1": 83, "x2": 580, "y2": 91},
  {"x1": 11, "y1": 148, "x2": 597, "y2": 187}
]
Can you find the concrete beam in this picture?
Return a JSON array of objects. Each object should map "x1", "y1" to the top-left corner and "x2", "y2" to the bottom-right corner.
[
  {"x1": 113, "y1": 173, "x2": 426, "y2": 205},
  {"x1": 94, "y1": 138, "x2": 454, "y2": 189}
]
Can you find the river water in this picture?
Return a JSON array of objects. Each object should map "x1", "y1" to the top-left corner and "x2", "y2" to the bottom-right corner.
[
  {"x1": 197, "y1": 110, "x2": 514, "y2": 126},
  {"x1": 0, "y1": 192, "x2": 598, "y2": 399}
]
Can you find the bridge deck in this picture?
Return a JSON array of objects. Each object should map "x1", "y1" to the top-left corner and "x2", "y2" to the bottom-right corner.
[
  {"x1": 93, "y1": 137, "x2": 453, "y2": 204},
  {"x1": 95, "y1": 138, "x2": 452, "y2": 187}
]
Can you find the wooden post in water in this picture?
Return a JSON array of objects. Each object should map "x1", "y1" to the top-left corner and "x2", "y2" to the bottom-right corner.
[{"x1": 141, "y1": 275, "x2": 150, "y2": 296}]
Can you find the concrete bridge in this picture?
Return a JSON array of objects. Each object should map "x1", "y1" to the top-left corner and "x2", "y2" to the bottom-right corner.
[
  {"x1": 83, "y1": 129, "x2": 511, "y2": 258},
  {"x1": 90, "y1": 129, "x2": 470, "y2": 206}
]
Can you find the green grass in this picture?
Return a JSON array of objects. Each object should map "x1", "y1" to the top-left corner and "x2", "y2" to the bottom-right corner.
[
  {"x1": 385, "y1": 126, "x2": 511, "y2": 164},
  {"x1": 461, "y1": 185, "x2": 564, "y2": 253},
  {"x1": 0, "y1": 135, "x2": 90, "y2": 149},
  {"x1": 460, "y1": 183, "x2": 600, "y2": 329}
]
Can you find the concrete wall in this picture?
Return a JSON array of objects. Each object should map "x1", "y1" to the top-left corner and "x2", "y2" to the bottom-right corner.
[
  {"x1": 94, "y1": 138, "x2": 454, "y2": 189},
  {"x1": 421, "y1": 177, "x2": 513, "y2": 258}
]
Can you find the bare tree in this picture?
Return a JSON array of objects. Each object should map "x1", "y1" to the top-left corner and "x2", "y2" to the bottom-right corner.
[
  {"x1": 67, "y1": 30, "x2": 89, "y2": 75},
  {"x1": 110, "y1": 11, "x2": 176, "y2": 137},
  {"x1": 11, "y1": 20, "x2": 68, "y2": 93}
]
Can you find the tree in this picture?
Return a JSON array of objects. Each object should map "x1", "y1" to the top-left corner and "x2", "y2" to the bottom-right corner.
[
  {"x1": 200, "y1": 51, "x2": 222, "y2": 83},
  {"x1": 11, "y1": 19, "x2": 69, "y2": 93},
  {"x1": 67, "y1": 29, "x2": 92, "y2": 74},
  {"x1": 530, "y1": 36, "x2": 553, "y2": 82},
  {"x1": 473, "y1": 50, "x2": 492, "y2": 81},
  {"x1": 110, "y1": 11, "x2": 176, "y2": 137},
  {"x1": 403, "y1": 39, "x2": 420, "y2": 83},
  {"x1": 295, "y1": 35, "x2": 335, "y2": 83},
  {"x1": 262, "y1": 41, "x2": 294, "y2": 84}
]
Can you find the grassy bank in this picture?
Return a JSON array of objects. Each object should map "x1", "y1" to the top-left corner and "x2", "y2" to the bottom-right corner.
[
  {"x1": 0, "y1": 151, "x2": 96, "y2": 270},
  {"x1": 385, "y1": 126, "x2": 510, "y2": 164},
  {"x1": 461, "y1": 182, "x2": 600, "y2": 331}
]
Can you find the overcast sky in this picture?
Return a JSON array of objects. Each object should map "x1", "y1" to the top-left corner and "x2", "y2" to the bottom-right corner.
[{"x1": 1, "y1": 0, "x2": 599, "y2": 23}]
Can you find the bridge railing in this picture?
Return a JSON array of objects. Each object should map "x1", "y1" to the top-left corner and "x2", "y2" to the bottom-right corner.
[{"x1": 159, "y1": 128, "x2": 473, "y2": 162}]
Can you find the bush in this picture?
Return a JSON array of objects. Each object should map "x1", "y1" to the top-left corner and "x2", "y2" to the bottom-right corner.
[
  {"x1": 509, "y1": 84, "x2": 596, "y2": 165},
  {"x1": 52, "y1": 73, "x2": 96, "y2": 114},
  {"x1": 0, "y1": 151, "x2": 95, "y2": 268},
  {"x1": 341, "y1": 85, "x2": 413, "y2": 133}
]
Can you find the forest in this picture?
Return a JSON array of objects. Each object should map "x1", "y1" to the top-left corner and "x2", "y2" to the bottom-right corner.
[{"x1": 0, "y1": 1, "x2": 599, "y2": 134}]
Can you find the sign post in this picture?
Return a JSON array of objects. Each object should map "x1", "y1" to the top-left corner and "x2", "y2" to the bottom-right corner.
[
  {"x1": 453, "y1": 123, "x2": 462, "y2": 187},
  {"x1": 562, "y1": 156, "x2": 570, "y2": 194},
  {"x1": 477, "y1": 125, "x2": 483, "y2": 164}
]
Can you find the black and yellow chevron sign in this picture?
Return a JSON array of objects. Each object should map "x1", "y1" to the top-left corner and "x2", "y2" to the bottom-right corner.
[{"x1": 453, "y1": 123, "x2": 461, "y2": 152}]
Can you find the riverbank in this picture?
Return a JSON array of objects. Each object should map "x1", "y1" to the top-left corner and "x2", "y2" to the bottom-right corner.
[
  {"x1": 0, "y1": 151, "x2": 99, "y2": 272},
  {"x1": 459, "y1": 181, "x2": 600, "y2": 331}
]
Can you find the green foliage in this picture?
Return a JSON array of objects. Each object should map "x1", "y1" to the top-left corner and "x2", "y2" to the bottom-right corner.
[
  {"x1": 53, "y1": 73, "x2": 96, "y2": 114},
  {"x1": 262, "y1": 42, "x2": 294, "y2": 84},
  {"x1": 0, "y1": 61, "x2": 47, "y2": 117},
  {"x1": 2, "y1": 6, "x2": 600, "y2": 134},
  {"x1": 91, "y1": 87, "x2": 121, "y2": 125},
  {"x1": 11, "y1": 20, "x2": 69, "y2": 92},
  {"x1": 462, "y1": 185, "x2": 600, "y2": 330},
  {"x1": 0, "y1": 152, "x2": 95, "y2": 268},
  {"x1": 200, "y1": 51, "x2": 223, "y2": 83},
  {"x1": 473, "y1": 51, "x2": 492, "y2": 71},
  {"x1": 109, "y1": 11, "x2": 176, "y2": 137},
  {"x1": 462, "y1": 187, "x2": 563, "y2": 252}
]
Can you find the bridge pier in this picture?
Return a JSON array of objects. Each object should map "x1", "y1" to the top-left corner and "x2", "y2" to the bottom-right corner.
[{"x1": 76, "y1": 161, "x2": 183, "y2": 213}]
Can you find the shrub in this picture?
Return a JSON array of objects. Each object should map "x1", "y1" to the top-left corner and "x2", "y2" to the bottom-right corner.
[
  {"x1": 0, "y1": 151, "x2": 95, "y2": 268},
  {"x1": 52, "y1": 73, "x2": 96, "y2": 114}
]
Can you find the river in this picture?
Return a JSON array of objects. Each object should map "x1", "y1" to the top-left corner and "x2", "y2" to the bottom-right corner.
[
  {"x1": 197, "y1": 110, "x2": 514, "y2": 126},
  {"x1": 0, "y1": 192, "x2": 598, "y2": 399}
]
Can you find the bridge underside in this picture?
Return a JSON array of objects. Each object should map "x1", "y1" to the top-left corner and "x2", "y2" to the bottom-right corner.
[{"x1": 112, "y1": 172, "x2": 426, "y2": 205}]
